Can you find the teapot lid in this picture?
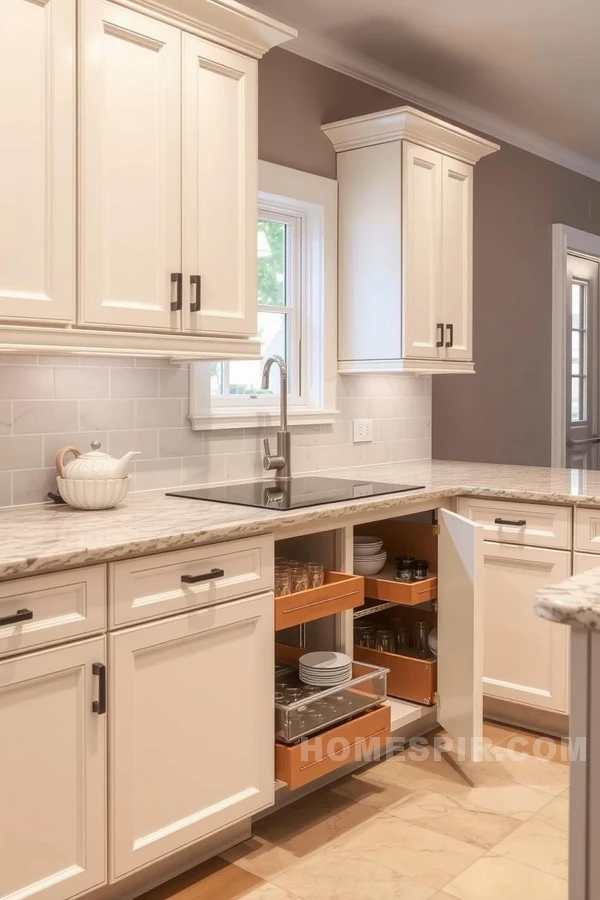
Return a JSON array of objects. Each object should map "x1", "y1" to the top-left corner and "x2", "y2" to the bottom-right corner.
[{"x1": 80, "y1": 440, "x2": 113, "y2": 460}]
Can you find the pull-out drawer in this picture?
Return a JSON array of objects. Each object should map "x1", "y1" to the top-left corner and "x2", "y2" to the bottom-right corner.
[
  {"x1": 457, "y1": 497, "x2": 571, "y2": 549},
  {"x1": 0, "y1": 567, "x2": 106, "y2": 657},
  {"x1": 275, "y1": 572, "x2": 364, "y2": 631},
  {"x1": 575, "y1": 508, "x2": 600, "y2": 554},
  {"x1": 110, "y1": 536, "x2": 274, "y2": 627},
  {"x1": 275, "y1": 705, "x2": 391, "y2": 790}
]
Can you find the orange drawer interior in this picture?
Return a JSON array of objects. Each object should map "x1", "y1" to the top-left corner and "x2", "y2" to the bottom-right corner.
[
  {"x1": 354, "y1": 606, "x2": 437, "y2": 706},
  {"x1": 275, "y1": 705, "x2": 391, "y2": 790},
  {"x1": 357, "y1": 521, "x2": 438, "y2": 607},
  {"x1": 275, "y1": 571, "x2": 364, "y2": 631}
]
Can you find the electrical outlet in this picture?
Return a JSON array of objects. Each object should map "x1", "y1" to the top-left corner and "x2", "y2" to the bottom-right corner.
[{"x1": 353, "y1": 419, "x2": 373, "y2": 443}]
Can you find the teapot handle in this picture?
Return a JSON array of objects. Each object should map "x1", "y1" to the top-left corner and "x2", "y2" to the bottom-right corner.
[{"x1": 55, "y1": 446, "x2": 82, "y2": 478}]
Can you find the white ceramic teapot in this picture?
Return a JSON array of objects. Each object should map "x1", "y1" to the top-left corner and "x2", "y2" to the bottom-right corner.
[
  {"x1": 56, "y1": 441, "x2": 140, "y2": 480},
  {"x1": 55, "y1": 441, "x2": 140, "y2": 510}
]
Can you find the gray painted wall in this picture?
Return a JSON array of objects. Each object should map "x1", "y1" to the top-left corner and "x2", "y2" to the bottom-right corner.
[{"x1": 259, "y1": 48, "x2": 600, "y2": 466}]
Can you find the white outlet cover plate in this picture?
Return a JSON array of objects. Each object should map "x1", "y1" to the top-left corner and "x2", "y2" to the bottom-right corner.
[{"x1": 353, "y1": 419, "x2": 373, "y2": 443}]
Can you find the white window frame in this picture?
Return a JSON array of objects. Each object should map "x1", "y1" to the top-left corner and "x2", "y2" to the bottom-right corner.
[{"x1": 189, "y1": 161, "x2": 338, "y2": 430}]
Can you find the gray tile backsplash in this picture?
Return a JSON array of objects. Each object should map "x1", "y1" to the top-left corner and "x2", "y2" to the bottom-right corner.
[{"x1": 0, "y1": 357, "x2": 432, "y2": 507}]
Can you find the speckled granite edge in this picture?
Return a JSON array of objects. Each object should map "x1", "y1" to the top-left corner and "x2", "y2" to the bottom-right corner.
[
  {"x1": 536, "y1": 568, "x2": 600, "y2": 629},
  {"x1": 6, "y1": 457, "x2": 600, "y2": 582}
]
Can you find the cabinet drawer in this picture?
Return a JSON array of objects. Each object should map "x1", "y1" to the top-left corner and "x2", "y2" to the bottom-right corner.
[
  {"x1": 275, "y1": 705, "x2": 391, "y2": 791},
  {"x1": 275, "y1": 572, "x2": 364, "y2": 631},
  {"x1": 354, "y1": 644, "x2": 436, "y2": 706},
  {"x1": 0, "y1": 567, "x2": 106, "y2": 657},
  {"x1": 457, "y1": 498, "x2": 571, "y2": 549},
  {"x1": 109, "y1": 536, "x2": 274, "y2": 627},
  {"x1": 574, "y1": 508, "x2": 600, "y2": 553}
]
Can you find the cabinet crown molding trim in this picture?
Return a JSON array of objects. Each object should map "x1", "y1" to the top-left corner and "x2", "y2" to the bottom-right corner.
[
  {"x1": 289, "y1": 28, "x2": 600, "y2": 182},
  {"x1": 117, "y1": 0, "x2": 297, "y2": 58},
  {"x1": 322, "y1": 106, "x2": 499, "y2": 165}
]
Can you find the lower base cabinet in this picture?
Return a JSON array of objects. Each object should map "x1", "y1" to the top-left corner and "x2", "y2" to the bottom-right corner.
[
  {"x1": 109, "y1": 592, "x2": 274, "y2": 880},
  {"x1": 482, "y1": 542, "x2": 570, "y2": 713},
  {"x1": 0, "y1": 637, "x2": 107, "y2": 900}
]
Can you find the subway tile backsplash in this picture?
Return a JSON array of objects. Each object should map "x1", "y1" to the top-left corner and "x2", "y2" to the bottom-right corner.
[{"x1": 0, "y1": 357, "x2": 432, "y2": 507}]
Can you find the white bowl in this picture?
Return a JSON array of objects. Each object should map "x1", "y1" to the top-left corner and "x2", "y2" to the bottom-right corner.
[
  {"x1": 353, "y1": 536, "x2": 384, "y2": 556},
  {"x1": 57, "y1": 475, "x2": 132, "y2": 510},
  {"x1": 353, "y1": 552, "x2": 387, "y2": 576}
]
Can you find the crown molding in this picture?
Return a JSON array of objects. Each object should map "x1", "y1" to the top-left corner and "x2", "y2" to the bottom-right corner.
[
  {"x1": 285, "y1": 28, "x2": 600, "y2": 183},
  {"x1": 116, "y1": 0, "x2": 297, "y2": 58},
  {"x1": 322, "y1": 106, "x2": 499, "y2": 165}
]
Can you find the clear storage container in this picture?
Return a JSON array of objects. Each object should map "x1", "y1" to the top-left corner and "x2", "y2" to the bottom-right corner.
[{"x1": 275, "y1": 661, "x2": 389, "y2": 744}]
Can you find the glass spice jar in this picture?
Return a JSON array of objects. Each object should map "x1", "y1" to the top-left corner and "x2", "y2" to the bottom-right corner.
[
  {"x1": 395, "y1": 555, "x2": 415, "y2": 582},
  {"x1": 412, "y1": 559, "x2": 429, "y2": 581}
]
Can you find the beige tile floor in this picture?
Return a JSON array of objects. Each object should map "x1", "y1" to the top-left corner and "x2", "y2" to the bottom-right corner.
[{"x1": 141, "y1": 722, "x2": 570, "y2": 900}]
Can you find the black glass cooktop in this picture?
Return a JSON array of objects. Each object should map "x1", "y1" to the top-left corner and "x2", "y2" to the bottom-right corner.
[{"x1": 166, "y1": 477, "x2": 424, "y2": 511}]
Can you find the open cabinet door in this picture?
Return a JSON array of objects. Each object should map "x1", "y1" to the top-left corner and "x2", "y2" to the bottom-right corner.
[{"x1": 438, "y1": 508, "x2": 484, "y2": 761}]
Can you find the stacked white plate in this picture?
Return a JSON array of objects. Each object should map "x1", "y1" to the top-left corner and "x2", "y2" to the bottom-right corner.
[
  {"x1": 353, "y1": 535, "x2": 387, "y2": 575},
  {"x1": 299, "y1": 651, "x2": 353, "y2": 687}
]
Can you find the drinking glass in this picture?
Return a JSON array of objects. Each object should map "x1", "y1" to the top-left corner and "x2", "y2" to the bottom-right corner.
[
  {"x1": 393, "y1": 622, "x2": 411, "y2": 655},
  {"x1": 376, "y1": 628, "x2": 396, "y2": 653},
  {"x1": 307, "y1": 562, "x2": 325, "y2": 588},
  {"x1": 413, "y1": 621, "x2": 431, "y2": 659},
  {"x1": 289, "y1": 562, "x2": 308, "y2": 592},
  {"x1": 274, "y1": 563, "x2": 291, "y2": 597},
  {"x1": 354, "y1": 623, "x2": 377, "y2": 648}
]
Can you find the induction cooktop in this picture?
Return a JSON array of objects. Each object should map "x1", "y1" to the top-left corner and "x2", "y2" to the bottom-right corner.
[{"x1": 166, "y1": 477, "x2": 424, "y2": 511}]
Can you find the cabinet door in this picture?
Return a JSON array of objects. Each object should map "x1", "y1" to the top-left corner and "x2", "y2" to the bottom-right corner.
[
  {"x1": 438, "y1": 508, "x2": 484, "y2": 760},
  {"x1": 402, "y1": 141, "x2": 442, "y2": 360},
  {"x1": 0, "y1": 0, "x2": 75, "y2": 323},
  {"x1": 483, "y1": 542, "x2": 570, "y2": 713},
  {"x1": 80, "y1": 0, "x2": 182, "y2": 331},
  {"x1": 183, "y1": 34, "x2": 257, "y2": 337},
  {"x1": 441, "y1": 157, "x2": 473, "y2": 361},
  {"x1": 0, "y1": 638, "x2": 106, "y2": 900},
  {"x1": 110, "y1": 592, "x2": 274, "y2": 880}
]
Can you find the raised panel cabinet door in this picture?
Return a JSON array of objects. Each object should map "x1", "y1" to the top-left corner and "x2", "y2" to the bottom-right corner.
[
  {"x1": 110, "y1": 592, "x2": 274, "y2": 880},
  {"x1": 483, "y1": 542, "x2": 570, "y2": 713},
  {"x1": 441, "y1": 156, "x2": 473, "y2": 361},
  {"x1": 183, "y1": 34, "x2": 257, "y2": 337},
  {"x1": 438, "y1": 508, "x2": 484, "y2": 761},
  {"x1": 401, "y1": 141, "x2": 442, "y2": 360},
  {"x1": 0, "y1": 637, "x2": 107, "y2": 900},
  {"x1": 80, "y1": 0, "x2": 182, "y2": 330},
  {"x1": 0, "y1": 0, "x2": 75, "y2": 323}
]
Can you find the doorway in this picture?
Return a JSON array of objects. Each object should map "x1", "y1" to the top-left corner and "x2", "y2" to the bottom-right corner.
[
  {"x1": 566, "y1": 254, "x2": 600, "y2": 468},
  {"x1": 551, "y1": 224, "x2": 600, "y2": 469}
]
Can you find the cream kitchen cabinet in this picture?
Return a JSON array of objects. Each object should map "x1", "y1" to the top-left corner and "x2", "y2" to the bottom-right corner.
[
  {"x1": 109, "y1": 591, "x2": 274, "y2": 880},
  {"x1": 482, "y1": 542, "x2": 570, "y2": 713},
  {"x1": 0, "y1": 0, "x2": 293, "y2": 359},
  {"x1": 0, "y1": 0, "x2": 75, "y2": 325},
  {"x1": 182, "y1": 34, "x2": 257, "y2": 337},
  {"x1": 323, "y1": 106, "x2": 498, "y2": 374},
  {"x1": 0, "y1": 637, "x2": 107, "y2": 900}
]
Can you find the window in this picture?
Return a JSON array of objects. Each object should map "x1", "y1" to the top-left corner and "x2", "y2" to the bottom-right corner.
[
  {"x1": 190, "y1": 162, "x2": 338, "y2": 430},
  {"x1": 570, "y1": 279, "x2": 587, "y2": 423},
  {"x1": 210, "y1": 212, "x2": 301, "y2": 402}
]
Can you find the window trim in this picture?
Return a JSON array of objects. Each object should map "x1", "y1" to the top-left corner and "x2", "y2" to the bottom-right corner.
[{"x1": 189, "y1": 161, "x2": 338, "y2": 431}]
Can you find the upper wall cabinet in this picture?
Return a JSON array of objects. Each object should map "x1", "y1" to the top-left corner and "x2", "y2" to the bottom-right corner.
[
  {"x1": 0, "y1": 0, "x2": 294, "y2": 359},
  {"x1": 0, "y1": 0, "x2": 75, "y2": 325},
  {"x1": 323, "y1": 107, "x2": 499, "y2": 374}
]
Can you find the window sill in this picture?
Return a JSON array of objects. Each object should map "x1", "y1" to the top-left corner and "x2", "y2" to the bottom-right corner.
[{"x1": 189, "y1": 407, "x2": 339, "y2": 431}]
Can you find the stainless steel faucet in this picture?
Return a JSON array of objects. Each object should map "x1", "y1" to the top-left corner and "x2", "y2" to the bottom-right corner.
[{"x1": 261, "y1": 355, "x2": 292, "y2": 481}]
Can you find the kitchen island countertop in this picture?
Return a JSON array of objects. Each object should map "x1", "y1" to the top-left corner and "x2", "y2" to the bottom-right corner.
[{"x1": 2, "y1": 458, "x2": 600, "y2": 581}]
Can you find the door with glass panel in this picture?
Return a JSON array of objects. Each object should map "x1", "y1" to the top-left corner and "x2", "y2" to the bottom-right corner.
[{"x1": 566, "y1": 254, "x2": 600, "y2": 468}]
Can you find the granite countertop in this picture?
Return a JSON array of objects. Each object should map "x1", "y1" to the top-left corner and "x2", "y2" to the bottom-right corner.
[
  {"x1": 536, "y1": 568, "x2": 600, "y2": 630},
  {"x1": 3, "y1": 458, "x2": 600, "y2": 581}
]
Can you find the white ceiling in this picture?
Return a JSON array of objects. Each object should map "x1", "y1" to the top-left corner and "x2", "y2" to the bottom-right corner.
[{"x1": 248, "y1": 0, "x2": 600, "y2": 174}]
